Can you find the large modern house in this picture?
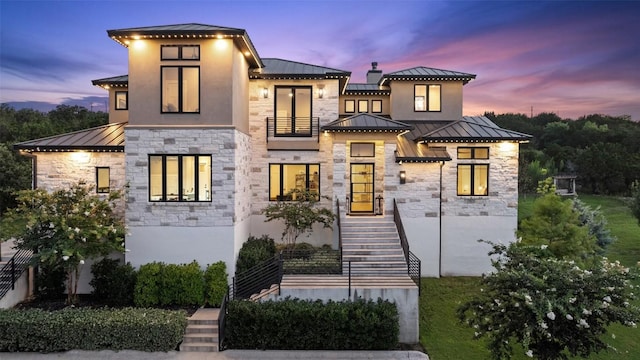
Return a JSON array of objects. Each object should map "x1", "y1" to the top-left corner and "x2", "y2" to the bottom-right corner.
[{"x1": 13, "y1": 24, "x2": 530, "y2": 341}]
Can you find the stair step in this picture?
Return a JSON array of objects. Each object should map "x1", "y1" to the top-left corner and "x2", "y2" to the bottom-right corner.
[
  {"x1": 185, "y1": 324, "x2": 218, "y2": 334},
  {"x1": 180, "y1": 342, "x2": 218, "y2": 352},
  {"x1": 183, "y1": 333, "x2": 217, "y2": 343}
]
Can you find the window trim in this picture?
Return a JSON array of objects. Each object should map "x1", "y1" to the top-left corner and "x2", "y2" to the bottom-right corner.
[
  {"x1": 148, "y1": 154, "x2": 212, "y2": 202},
  {"x1": 269, "y1": 163, "x2": 320, "y2": 201},
  {"x1": 350, "y1": 142, "x2": 375, "y2": 157},
  {"x1": 414, "y1": 84, "x2": 442, "y2": 112},
  {"x1": 274, "y1": 86, "x2": 313, "y2": 137},
  {"x1": 161, "y1": 66, "x2": 200, "y2": 114},
  {"x1": 96, "y1": 167, "x2": 110, "y2": 193},
  {"x1": 344, "y1": 99, "x2": 355, "y2": 113},
  {"x1": 358, "y1": 100, "x2": 368, "y2": 113},
  {"x1": 457, "y1": 164, "x2": 489, "y2": 196},
  {"x1": 160, "y1": 45, "x2": 200, "y2": 61},
  {"x1": 115, "y1": 91, "x2": 128, "y2": 110},
  {"x1": 457, "y1": 147, "x2": 490, "y2": 160},
  {"x1": 371, "y1": 99, "x2": 382, "y2": 113}
]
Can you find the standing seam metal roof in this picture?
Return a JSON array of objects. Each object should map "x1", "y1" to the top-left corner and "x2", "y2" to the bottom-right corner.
[
  {"x1": 13, "y1": 123, "x2": 127, "y2": 152},
  {"x1": 250, "y1": 58, "x2": 351, "y2": 78},
  {"x1": 322, "y1": 114, "x2": 412, "y2": 131}
]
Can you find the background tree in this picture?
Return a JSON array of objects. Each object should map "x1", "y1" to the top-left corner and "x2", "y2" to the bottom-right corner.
[
  {"x1": 262, "y1": 189, "x2": 335, "y2": 250},
  {"x1": 458, "y1": 241, "x2": 639, "y2": 360},
  {"x1": 631, "y1": 180, "x2": 640, "y2": 226},
  {"x1": 0, "y1": 183, "x2": 126, "y2": 304}
]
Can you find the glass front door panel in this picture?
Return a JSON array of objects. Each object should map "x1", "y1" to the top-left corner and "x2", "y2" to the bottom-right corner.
[{"x1": 350, "y1": 163, "x2": 374, "y2": 213}]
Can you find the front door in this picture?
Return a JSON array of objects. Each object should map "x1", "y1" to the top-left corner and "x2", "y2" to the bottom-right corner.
[{"x1": 350, "y1": 163, "x2": 374, "y2": 213}]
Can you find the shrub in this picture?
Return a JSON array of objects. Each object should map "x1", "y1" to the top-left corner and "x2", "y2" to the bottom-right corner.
[
  {"x1": 90, "y1": 258, "x2": 137, "y2": 306},
  {"x1": 226, "y1": 298, "x2": 398, "y2": 350},
  {"x1": 34, "y1": 264, "x2": 66, "y2": 300},
  {"x1": 0, "y1": 308, "x2": 187, "y2": 352},
  {"x1": 204, "y1": 261, "x2": 228, "y2": 307},
  {"x1": 572, "y1": 198, "x2": 615, "y2": 251},
  {"x1": 235, "y1": 235, "x2": 276, "y2": 275},
  {"x1": 134, "y1": 262, "x2": 162, "y2": 307}
]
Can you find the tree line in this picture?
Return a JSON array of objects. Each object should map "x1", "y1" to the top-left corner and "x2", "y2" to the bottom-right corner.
[
  {"x1": 0, "y1": 104, "x2": 108, "y2": 213},
  {"x1": 487, "y1": 112, "x2": 640, "y2": 195}
]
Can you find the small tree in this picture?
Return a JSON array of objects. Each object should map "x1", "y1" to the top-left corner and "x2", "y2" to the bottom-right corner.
[
  {"x1": 631, "y1": 180, "x2": 640, "y2": 226},
  {"x1": 458, "y1": 241, "x2": 639, "y2": 360},
  {"x1": 572, "y1": 198, "x2": 615, "y2": 251},
  {"x1": 0, "y1": 183, "x2": 126, "y2": 304},
  {"x1": 262, "y1": 189, "x2": 335, "y2": 250}
]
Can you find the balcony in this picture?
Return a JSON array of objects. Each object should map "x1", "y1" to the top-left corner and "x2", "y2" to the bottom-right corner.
[{"x1": 266, "y1": 117, "x2": 320, "y2": 150}]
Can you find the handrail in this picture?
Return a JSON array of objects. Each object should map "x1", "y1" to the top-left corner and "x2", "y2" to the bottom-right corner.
[
  {"x1": 265, "y1": 117, "x2": 320, "y2": 141},
  {"x1": 0, "y1": 249, "x2": 32, "y2": 299},
  {"x1": 281, "y1": 249, "x2": 341, "y2": 275},
  {"x1": 336, "y1": 198, "x2": 343, "y2": 270},
  {"x1": 393, "y1": 199, "x2": 421, "y2": 294},
  {"x1": 230, "y1": 254, "x2": 283, "y2": 300},
  {"x1": 218, "y1": 290, "x2": 229, "y2": 351}
]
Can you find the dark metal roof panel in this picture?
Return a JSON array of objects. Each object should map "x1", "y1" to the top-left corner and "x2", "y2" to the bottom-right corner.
[
  {"x1": 92, "y1": 75, "x2": 128, "y2": 86},
  {"x1": 107, "y1": 23, "x2": 246, "y2": 35},
  {"x1": 251, "y1": 58, "x2": 351, "y2": 78},
  {"x1": 14, "y1": 123, "x2": 127, "y2": 152},
  {"x1": 322, "y1": 114, "x2": 412, "y2": 131},
  {"x1": 421, "y1": 117, "x2": 532, "y2": 142},
  {"x1": 395, "y1": 136, "x2": 451, "y2": 163},
  {"x1": 386, "y1": 66, "x2": 476, "y2": 78},
  {"x1": 403, "y1": 121, "x2": 455, "y2": 141}
]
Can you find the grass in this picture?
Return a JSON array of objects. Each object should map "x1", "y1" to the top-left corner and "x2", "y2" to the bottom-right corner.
[{"x1": 420, "y1": 194, "x2": 640, "y2": 360}]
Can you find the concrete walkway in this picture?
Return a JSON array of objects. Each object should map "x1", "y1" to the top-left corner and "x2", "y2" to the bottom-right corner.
[{"x1": 0, "y1": 350, "x2": 429, "y2": 359}]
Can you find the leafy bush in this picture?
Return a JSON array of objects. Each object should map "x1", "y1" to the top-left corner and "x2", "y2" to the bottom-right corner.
[
  {"x1": 235, "y1": 235, "x2": 276, "y2": 275},
  {"x1": 204, "y1": 261, "x2": 228, "y2": 307},
  {"x1": 572, "y1": 198, "x2": 616, "y2": 251},
  {"x1": 226, "y1": 298, "x2": 398, "y2": 350},
  {"x1": 34, "y1": 264, "x2": 66, "y2": 300},
  {"x1": 90, "y1": 258, "x2": 137, "y2": 306},
  {"x1": 0, "y1": 307, "x2": 187, "y2": 352},
  {"x1": 134, "y1": 262, "x2": 162, "y2": 307}
]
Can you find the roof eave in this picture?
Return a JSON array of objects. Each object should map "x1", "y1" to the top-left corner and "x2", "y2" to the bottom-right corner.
[{"x1": 15, "y1": 145, "x2": 125, "y2": 153}]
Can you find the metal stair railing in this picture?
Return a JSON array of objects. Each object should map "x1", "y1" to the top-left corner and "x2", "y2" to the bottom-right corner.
[
  {"x1": 393, "y1": 199, "x2": 422, "y2": 294},
  {"x1": 0, "y1": 249, "x2": 32, "y2": 299},
  {"x1": 230, "y1": 254, "x2": 283, "y2": 300}
]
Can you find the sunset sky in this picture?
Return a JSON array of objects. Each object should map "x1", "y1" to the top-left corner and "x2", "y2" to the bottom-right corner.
[{"x1": 1, "y1": 0, "x2": 639, "y2": 120}]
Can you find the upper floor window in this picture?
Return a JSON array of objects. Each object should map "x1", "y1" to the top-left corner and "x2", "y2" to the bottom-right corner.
[
  {"x1": 351, "y1": 143, "x2": 375, "y2": 157},
  {"x1": 149, "y1": 155, "x2": 211, "y2": 202},
  {"x1": 345, "y1": 100, "x2": 355, "y2": 113},
  {"x1": 414, "y1": 84, "x2": 441, "y2": 112},
  {"x1": 96, "y1": 167, "x2": 110, "y2": 193},
  {"x1": 458, "y1": 147, "x2": 489, "y2": 159},
  {"x1": 161, "y1": 45, "x2": 200, "y2": 60},
  {"x1": 371, "y1": 100, "x2": 382, "y2": 113},
  {"x1": 162, "y1": 66, "x2": 200, "y2": 113},
  {"x1": 269, "y1": 163, "x2": 319, "y2": 201},
  {"x1": 115, "y1": 91, "x2": 128, "y2": 110},
  {"x1": 358, "y1": 100, "x2": 368, "y2": 113},
  {"x1": 275, "y1": 86, "x2": 312, "y2": 136}
]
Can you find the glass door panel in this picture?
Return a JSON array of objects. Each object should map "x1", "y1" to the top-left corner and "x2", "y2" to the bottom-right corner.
[{"x1": 350, "y1": 163, "x2": 374, "y2": 213}]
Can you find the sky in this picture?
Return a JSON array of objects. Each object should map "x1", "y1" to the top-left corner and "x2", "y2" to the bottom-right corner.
[{"x1": 1, "y1": 0, "x2": 639, "y2": 120}]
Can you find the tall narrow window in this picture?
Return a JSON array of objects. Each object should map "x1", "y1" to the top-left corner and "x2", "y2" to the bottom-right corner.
[
  {"x1": 269, "y1": 164, "x2": 320, "y2": 201},
  {"x1": 428, "y1": 85, "x2": 441, "y2": 111},
  {"x1": 344, "y1": 100, "x2": 355, "y2": 113},
  {"x1": 371, "y1": 100, "x2": 382, "y2": 113},
  {"x1": 275, "y1": 87, "x2": 312, "y2": 136},
  {"x1": 149, "y1": 155, "x2": 211, "y2": 202},
  {"x1": 358, "y1": 100, "x2": 368, "y2": 113},
  {"x1": 162, "y1": 66, "x2": 200, "y2": 113},
  {"x1": 96, "y1": 167, "x2": 110, "y2": 193},
  {"x1": 457, "y1": 164, "x2": 489, "y2": 196},
  {"x1": 115, "y1": 91, "x2": 128, "y2": 110}
]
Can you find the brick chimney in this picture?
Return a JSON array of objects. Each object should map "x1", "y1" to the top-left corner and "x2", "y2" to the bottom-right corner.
[{"x1": 366, "y1": 62, "x2": 383, "y2": 84}]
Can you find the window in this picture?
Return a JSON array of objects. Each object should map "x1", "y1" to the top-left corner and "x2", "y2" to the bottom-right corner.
[
  {"x1": 458, "y1": 147, "x2": 489, "y2": 159},
  {"x1": 269, "y1": 164, "x2": 320, "y2": 201},
  {"x1": 162, "y1": 66, "x2": 200, "y2": 113},
  {"x1": 414, "y1": 84, "x2": 441, "y2": 112},
  {"x1": 457, "y1": 164, "x2": 489, "y2": 196},
  {"x1": 96, "y1": 167, "x2": 110, "y2": 193},
  {"x1": 371, "y1": 100, "x2": 382, "y2": 113},
  {"x1": 358, "y1": 100, "x2": 368, "y2": 113},
  {"x1": 345, "y1": 100, "x2": 355, "y2": 113},
  {"x1": 351, "y1": 143, "x2": 375, "y2": 157},
  {"x1": 115, "y1": 91, "x2": 128, "y2": 110},
  {"x1": 149, "y1": 155, "x2": 211, "y2": 202},
  {"x1": 275, "y1": 86, "x2": 312, "y2": 136},
  {"x1": 161, "y1": 45, "x2": 200, "y2": 60}
]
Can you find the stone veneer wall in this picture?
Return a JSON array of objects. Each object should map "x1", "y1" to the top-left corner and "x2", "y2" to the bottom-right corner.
[{"x1": 34, "y1": 152, "x2": 126, "y2": 193}]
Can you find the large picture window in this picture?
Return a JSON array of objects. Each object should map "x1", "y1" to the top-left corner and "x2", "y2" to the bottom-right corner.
[
  {"x1": 162, "y1": 66, "x2": 200, "y2": 113},
  {"x1": 96, "y1": 167, "x2": 110, "y2": 193},
  {"x1": 275, "y1": 86, "x2": 312, "y2": 136},
  {"x1": 149, "y1": 155, "x2": 211, "y2": 202},
  {"x1": 457, "y1": 164, "x2": 489, "y2": 196},
  {"x1": 414, "y1": 84, "x2": 441, "y2": 112},
  {"x1": 269, "y1": 163, "x2": 320, "y2": 201}
]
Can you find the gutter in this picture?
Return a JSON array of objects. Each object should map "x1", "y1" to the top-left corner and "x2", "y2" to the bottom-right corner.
[{"x1": 439, "y1": 161, "x2": 444, "y2": 277}]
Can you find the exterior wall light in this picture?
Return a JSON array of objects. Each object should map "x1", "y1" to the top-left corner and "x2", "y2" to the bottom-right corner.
[
  {"x1": 399, "y1": 170, "x2": 406, "y2": 184},
  {"x1": 262, "y1": 87, "x2": 268, "y2": 98},
  {"x1": 318, "y1": 87, "x2": 325, "y2": 99}
]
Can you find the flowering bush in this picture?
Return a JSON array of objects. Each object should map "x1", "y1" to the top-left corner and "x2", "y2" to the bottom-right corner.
[
  {"x1": 458, "y1": 241, "x2": 639, "y2": 360},
  {"x1": 0, "y1": 183, "x2": 126, "y2": 304}
]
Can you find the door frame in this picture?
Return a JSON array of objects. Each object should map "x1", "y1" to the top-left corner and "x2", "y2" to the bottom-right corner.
[{"x1": 350, "y1": 163, "x2": 375, "y2": 213}]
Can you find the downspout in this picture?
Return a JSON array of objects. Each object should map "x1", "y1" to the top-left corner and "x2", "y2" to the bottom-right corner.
[
  {"x1": 438, "y1": 160, "x2": 444, "y2": 278},
  {"x1": 18, "y1": 151, "x2": 37, "y2": 189}
]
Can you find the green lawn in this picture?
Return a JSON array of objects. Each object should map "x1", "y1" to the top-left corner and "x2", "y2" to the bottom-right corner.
[{"x1": 420, "y1": 194, "x2": 640, "y2": 360}]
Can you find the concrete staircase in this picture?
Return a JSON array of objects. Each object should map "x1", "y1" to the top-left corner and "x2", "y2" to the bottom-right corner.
[
  {"x1": 180, "y1": 308, "x2": 219, "y2": 352},
  {"x1": 340, "y1": 216, "x2": 408, "y2": 276}
]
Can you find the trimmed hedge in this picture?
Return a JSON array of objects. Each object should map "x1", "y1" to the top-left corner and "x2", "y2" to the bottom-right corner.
[
  {"x1": 225, "y1": 298, "x2": 399, "y2": 350},
  {"x1": 90, "y1": 258, "x2": 137, "y2": 306},
  {"x1": 204, "y1": 261, "x2": 228, "y2": 307},
  {"x1": 135, "y1": 261, "x2": 204, "y2": 307},
  {"x1": 235, "y1": 235, "x2": 276, "y2": 275},
  {"x1": 0, "y1": 308, "x2": 187, "y2": 352}
]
